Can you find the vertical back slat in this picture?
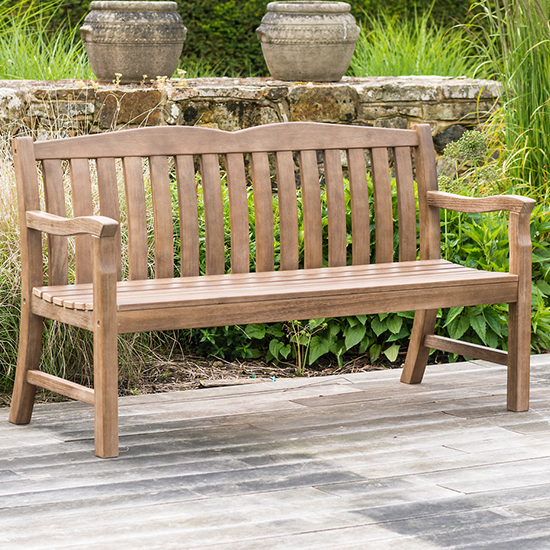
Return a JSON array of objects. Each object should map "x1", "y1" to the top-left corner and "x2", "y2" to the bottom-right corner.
[
  {"x1": 42, "y1": 159, "x2": 68, "y2": 285},
  {"x1": 275, "y1": 151, "x2": 299, "y2": 271},
  {"x1": 370, "y1": 148, "x2": 394, "y2": 264},
  {"x1": 323, "y1": 149, "x2": 347, "y2": 267},
  {"x1": 300, "y1": 150, "x2": 323, "y2": 269},
  {"x1": 394, "y1": 147, "x2": 417, "y2": 262},
  {"x1": 149, "y1": 156, "x2": 175, "y2": 279},
  {"x1": 70, "y1": 158, "x2": 94, "y2": 283},
  {"x1": 414, "y1": 125, "x2": 441, "y2": 260},
  {"x1": 226, "y1": 153, "x2": 250, "y2": 274},
  {"x1": 97, "y1": 157, "x2": 122, "y2": 280},
  {"x1": 122, "y1": 157, "x2": 148, "y2": 280},
  {"x1": 251, "y1": 152, "x2": 274, "y2": 272},
  {"x1": 175, "y1": 155, "x2": 200, "y2": 277},
  {"x1": 200, "y1": 154, "x2": 225, "y2": 275},
  {"x1": 347, "y1": 148, "x2": 370, "y2": 266}
]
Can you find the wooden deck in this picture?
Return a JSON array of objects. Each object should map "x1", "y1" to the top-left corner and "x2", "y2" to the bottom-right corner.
[{"x1": 1, "y1": 356, "x2": 550, "y2": 549}]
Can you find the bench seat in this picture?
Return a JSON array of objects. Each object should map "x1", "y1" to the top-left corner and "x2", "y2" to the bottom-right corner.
[{"x1": 32, "y1": 260, "x2": 518, "y2": 334}]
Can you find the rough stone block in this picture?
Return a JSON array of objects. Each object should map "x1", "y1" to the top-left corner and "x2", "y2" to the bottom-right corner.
[
  {"x1": 95, "y1": 89, "x2": 164, "y2": 128},
  {"x1": 289, "y1": 85, "x2": 359, "y2": 122}
]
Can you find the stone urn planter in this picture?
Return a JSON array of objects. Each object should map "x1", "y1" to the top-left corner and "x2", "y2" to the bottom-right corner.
[
  {"x1": 80, "y1": 1, "x2": 186, "y2": 84},
  {"x1": 256, "y1": 1, "x2": 360, "y2": 82}
]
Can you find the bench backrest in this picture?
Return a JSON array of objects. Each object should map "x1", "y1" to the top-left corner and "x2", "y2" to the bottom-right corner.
[{"x1": 14, "y1": 122, "x2": 440, "y2": 286}]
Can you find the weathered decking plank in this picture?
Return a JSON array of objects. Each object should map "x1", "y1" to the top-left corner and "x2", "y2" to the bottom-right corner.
[{"x1": 1, "y1": 357, "x2": 550, "y2": 549}]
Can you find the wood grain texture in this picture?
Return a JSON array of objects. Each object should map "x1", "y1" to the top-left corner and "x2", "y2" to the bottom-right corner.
[
  {"x1": 175, "y1": 155, "x2": 200, "y2": 277},
  {"x1": 226, "y1": 153, "x2": 250, "y2": 274},
  {"x1": 149, "y1": 156, "x2": 175, "y2": 279},
  {"x1": 323, "y1": 149, "x2": 347, "y2": 267},
  {"x1": 370, "y1": 147, "x2": 394, "y2": 264},
  {"x1": 200, "y1": 154, "x2": 225, "y2": 276},
  {"x1": 33, "y1": 123, "x2": 420, "y2": 159},
  {"x1": 12, "y1": 122, "x2": 535, "y2": 459},
  {"x1": 428, "y1": 190, "x2": 536, "y2": 214},
  {"x1": 92, "y1": 234, "x2": 119, "y2": 458},
  {"x1": 70, "y1": 158, "x2": 94, "y2": 283},
  {"x1": 393, "y1": 147, "x2": 417, "y2": 262},
  {"x1": 507, "y1": 208, "x2": 534, "y2": 411},
  {"x1": 251, "y1": 152, "x2": 274, "y2": 272},
  {"x1": 346, "y1": 148, "x2": 370, "y2": 265},
  {"x1": 9, "y1": 137, "x2": 43, "y2": 426},
  {"x1": 42, "y1": 159, "x2": 68, "y2": 285},
  {"x1": 414, "y1": 124, "x2": 440, "y2": 261},
  {"x1": 423, "y1": 334, "x2": 508, "y2": 365},
  {"x1": 300, "y1": 150, "x2": 323, "y2": 269},
  {"x1": 123, "y1": 157, "x2": 148, "y2": 281},
  {"x1": 26, "y1": 370, "x2": 94, "y2": 405},
  {"x1": 275, "y1": 151, "x2": 299, "y2": 271},
  {"x1": 26, "y1": 211, "x2": 118, "y2": 238},
  {"x1": 97, "y1": 157, "x2": 122, "y2": 280}
]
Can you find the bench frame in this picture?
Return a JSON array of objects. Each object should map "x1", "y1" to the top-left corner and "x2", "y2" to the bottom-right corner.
[{"x1": 8, "y1": 122, "x2": 535, "y2": 458}]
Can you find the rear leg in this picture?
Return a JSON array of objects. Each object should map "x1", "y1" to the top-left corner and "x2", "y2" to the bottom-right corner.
[{"x1": 401, "y1": 309, "x2": 437, "y2": 384}]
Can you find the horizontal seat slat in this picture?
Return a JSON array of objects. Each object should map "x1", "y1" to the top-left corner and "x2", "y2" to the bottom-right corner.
[{"x1": 33, "y1": 260, "x2": 518, "y2": 314}]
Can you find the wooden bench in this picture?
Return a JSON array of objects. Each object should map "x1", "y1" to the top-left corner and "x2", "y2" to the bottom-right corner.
[{"x1": 9, "y1": 122, "x2": 535, "y2": 458}]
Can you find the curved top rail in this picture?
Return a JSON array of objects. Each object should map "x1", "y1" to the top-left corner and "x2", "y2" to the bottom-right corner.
[{"x1": 31, "y1": 122, "x2": 421, "y2": 160}]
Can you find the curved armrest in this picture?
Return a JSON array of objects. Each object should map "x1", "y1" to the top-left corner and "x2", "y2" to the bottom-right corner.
[
  {"x1": 26, "y1": 211, "x2": 119, "y2": 238},
  {"x1": 427, "y1": 191, "x2": 535, "y2": 215}
]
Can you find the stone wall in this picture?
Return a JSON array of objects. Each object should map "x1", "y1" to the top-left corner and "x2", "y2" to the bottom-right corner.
[{"x1": 0, "y1": 76, "x2": 499, "y2": 153}]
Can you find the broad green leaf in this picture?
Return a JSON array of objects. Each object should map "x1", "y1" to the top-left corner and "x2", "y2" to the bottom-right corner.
[
  {"x1": 308, "y1": 335, "x2": 330, "y2": 364},
  {"x1": 269, "y1": 339, "x2": 283, "y2": 359},
  {"x1": 356, "y1": 315, "x2": 368, "y2": 325},
  {"x1": 383, "y1": 343, "x2": 400, "y2": 362},
  {"x1": 371, "y1": 316, "x2": 387, "y2": 337},
  {"x1": 470, "y1": 314, "x2": 487, "y2": 344},
  {"x1": 245, "y1": 324, "x2": 265, "y2": 339},
  {"x1": 344, "y1": 324, "x2": 367, "y2": 350},
  {"x1": 448, "y1": 315, "x2": 470, "y2": 340},
  {"x1": 444, "y1": 306, "x2": 464, "y2": 327},
  {"x1": 369, "y1": 343, "x2": 382, "y2": 362},
  {"x1": 386, "y1": 315, "x2": 403, "y2": 334}
]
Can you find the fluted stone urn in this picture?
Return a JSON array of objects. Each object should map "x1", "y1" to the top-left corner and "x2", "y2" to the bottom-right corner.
[
  {"x1": 256, "y1": 1, "x2": 360, "y2": 82},
  {"x1": 80, "y1": 1, "x2": 186, "y2": 83}
]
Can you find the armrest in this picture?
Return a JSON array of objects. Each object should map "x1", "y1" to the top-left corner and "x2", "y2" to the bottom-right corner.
[
  {"x1": 427, "y1": 191, "x2": 535, "y2": 215},
  {"x1": 26, "y1": 211, "x2": 119, "y2": 238}
]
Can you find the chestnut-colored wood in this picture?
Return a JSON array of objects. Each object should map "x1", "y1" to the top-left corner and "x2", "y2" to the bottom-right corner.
[
  {"x1": 175, "y1": 155, "x2": 200, "y2": 277},
  {"x1": 10, "y1": 122, "x2": 535, "y2": 457},
  {"x1": 33, "y1": 123, "x2": 420, "y2": 160},
  {"x1": 70, "y1": 158, "x2": 94, "y2": 283},
  {"x1": 370, "y1": 147, "x2": 394, "y2": 264},
  {"x1": 149, "y1": 156, "x2": 175, "y2": 279},
  {"x1": 200, "y1": 154, "x2": 225, "y2": 275},
  {"x1": 27, "y1": 211, "x2": 118, "y2": 238},
  {"x1": 123, "y1": 157, "x2": 148, "y2": 281},
  {"x1": 346, "y1": 148, "x2": 370, "y2": 266},
  {"x1": 423, "y1": 335, "x2": 508, "y2": 366},
  {"x1": 300, "y1": 150, "x2": 323, "y2": 269},
  {"x1": 226, "y1": 153, "x2": 250, "y2": 274},
  {"x1": 97, "y1": 157, "x2": 122, "y2": 280},
  {"x1": 324, "y1": 149, "x2": 347, "y2": 267},
  {"x1": 42, "y1": 159, "x2": 68, "y2": 285},
  {"x1": 27, "y1": 370, "x2": 95, "y2": 405},
  {"x1": 251, "y1": 152, "x2": 275, "y2": 272},
  {"x1": 394, "y1": 147, "x2": 417, "y2": 262}
]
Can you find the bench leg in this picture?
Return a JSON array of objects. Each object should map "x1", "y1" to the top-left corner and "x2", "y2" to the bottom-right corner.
[
  {"x1": 401, "y1": 309, "x2": 438, "y2": 384},
  {"x1": 507, "y1": 300, "x2": 530, "y2": 412},
  {"x1": 93, "y1": 320, "x2": 119, "y2": 458},
  {"x1": 9, "y1": 308, "x2": 43, "y2": 425}
]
